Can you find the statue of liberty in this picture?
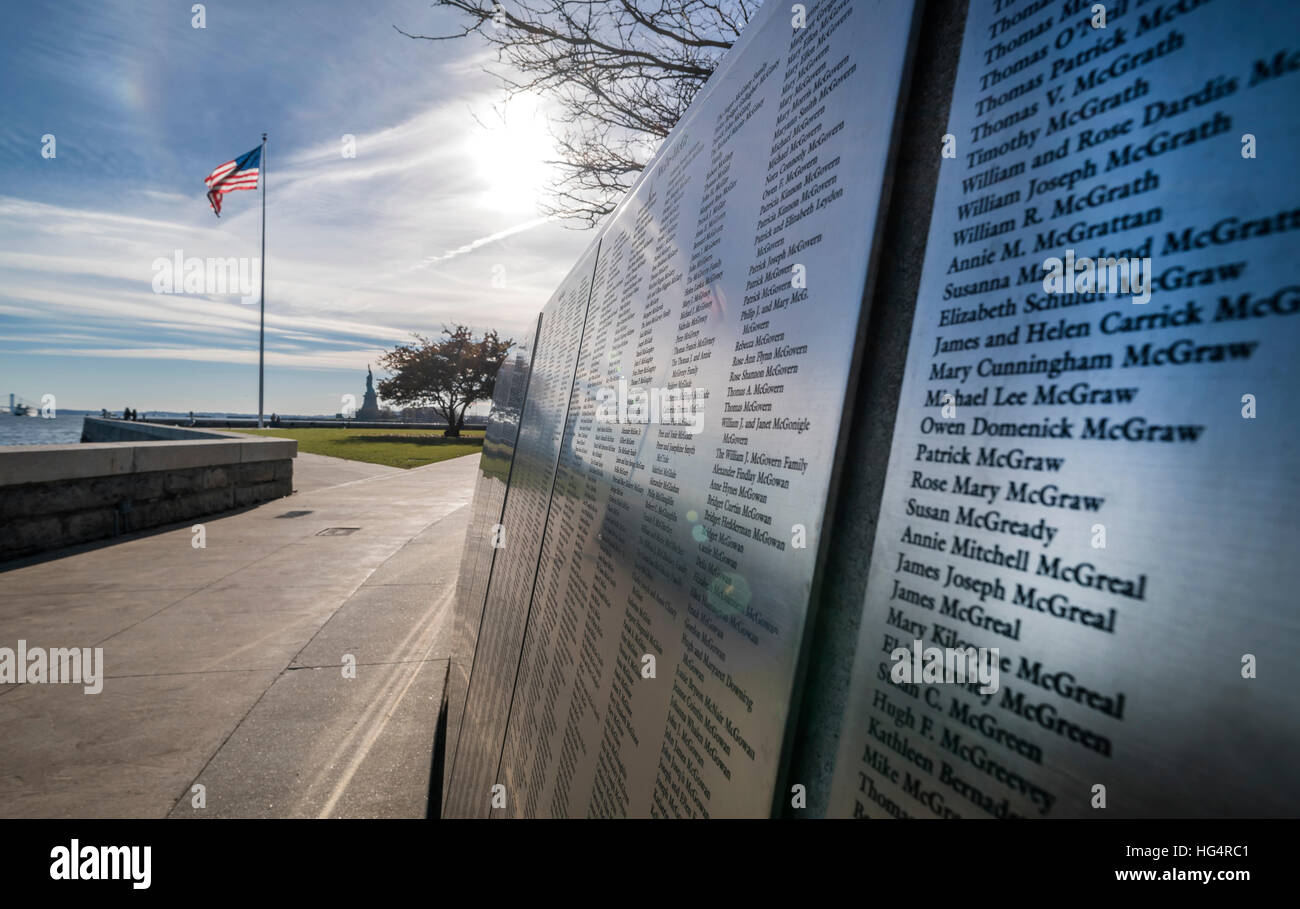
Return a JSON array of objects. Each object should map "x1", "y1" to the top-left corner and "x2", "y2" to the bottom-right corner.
[{"x1": 359, "y1": 364, "x2": 381, "y2": 418}]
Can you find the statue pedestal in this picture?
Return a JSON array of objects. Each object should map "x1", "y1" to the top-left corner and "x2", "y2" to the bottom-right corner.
[{"x1": 356, "y1": 389, "x2": 381, "y2": 420}]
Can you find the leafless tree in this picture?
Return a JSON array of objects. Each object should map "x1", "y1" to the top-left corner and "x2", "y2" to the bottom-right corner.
[{"x1": 396, "y1": 1, "x2": 759, "y2": 227}]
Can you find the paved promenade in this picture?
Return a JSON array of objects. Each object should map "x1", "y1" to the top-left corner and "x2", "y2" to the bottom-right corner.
[{"x1": 0, "y1": 451, "x2": 479, "y2": 818}]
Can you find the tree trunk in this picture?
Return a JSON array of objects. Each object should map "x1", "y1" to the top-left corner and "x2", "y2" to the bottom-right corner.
[
  {"x1": 438, "y1": 404, "x2": 460, "y2": 437},
  {"x1": 444, "y1": 407, "x2": 467, "y2": 438}
]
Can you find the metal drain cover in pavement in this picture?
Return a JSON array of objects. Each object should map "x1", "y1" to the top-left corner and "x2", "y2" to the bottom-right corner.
[
  {"x1": 317, "y1": 527, "x2": 360, "y2": 536},
  {"x1": 276, "y1": 510, "x2": 313, "y2": 518}
]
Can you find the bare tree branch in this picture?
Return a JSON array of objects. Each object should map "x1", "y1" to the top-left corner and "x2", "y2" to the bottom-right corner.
[{"x1": 398, "y1": 1, "x2": 757, "y2": 225}]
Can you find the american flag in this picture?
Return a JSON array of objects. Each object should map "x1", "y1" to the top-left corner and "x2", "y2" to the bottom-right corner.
[{"x1": 204, "y1": 145, "x2": 261, "y2": 217}]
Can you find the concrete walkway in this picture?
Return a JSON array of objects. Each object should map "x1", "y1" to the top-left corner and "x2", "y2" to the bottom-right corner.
[{"x1": 0, "y1": 451, "x2": 479, "y2": 818}]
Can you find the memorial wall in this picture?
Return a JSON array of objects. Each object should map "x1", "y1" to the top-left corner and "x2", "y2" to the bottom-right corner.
[
  {"x1": 828, "y1": 0, "x2": 1300, "y2": 818},
  {"x1": 446, "y1": 250, "x2": 597, "y2": 815},
  {"x1": 444, "y1": 0, "x2": 919, "y2": 817},
  {"x1": 445, "y1": 0, "x2": 1300, "y2": 819},
  {"x1": 443, "y1": 314, "x2": 538, "y2": 802}
]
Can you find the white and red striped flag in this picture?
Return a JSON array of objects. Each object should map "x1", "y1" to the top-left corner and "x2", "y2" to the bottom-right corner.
[{"x1": 204, "y1": 145, "x2": 261, "y2": 217}]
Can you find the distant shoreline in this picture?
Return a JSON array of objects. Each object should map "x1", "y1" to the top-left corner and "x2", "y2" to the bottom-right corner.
[{"x1": 0, "y1": 413, "x2": 488, "y2": 447}]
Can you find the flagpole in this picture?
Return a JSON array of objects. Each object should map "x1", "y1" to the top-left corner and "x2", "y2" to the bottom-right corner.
[{"x1": 258, "y1": 132, "x2": 267, "y2": 428}]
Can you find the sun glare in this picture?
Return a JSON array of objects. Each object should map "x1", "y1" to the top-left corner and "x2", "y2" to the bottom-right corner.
[{"x1": 466, "y1": 94, "x2": 556, "y2": 214}]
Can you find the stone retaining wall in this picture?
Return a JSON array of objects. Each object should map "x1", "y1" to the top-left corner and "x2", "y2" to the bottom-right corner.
[{"x1": 0, "y1": 419, "x2": 296, "y2": 562}]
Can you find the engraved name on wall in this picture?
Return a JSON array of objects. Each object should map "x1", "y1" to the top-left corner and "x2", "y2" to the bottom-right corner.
[{"x1": 829, "y1": 0, "x2": 1300, "y2": 819}]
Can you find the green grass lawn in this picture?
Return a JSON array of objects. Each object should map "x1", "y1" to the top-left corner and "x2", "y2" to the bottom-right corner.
[{"x1": 233, "y1": 428, "x2": 484, "y2": 469}]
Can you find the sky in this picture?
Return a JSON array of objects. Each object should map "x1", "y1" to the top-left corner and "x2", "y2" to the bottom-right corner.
[{"x1": 0, "y1": 0, "x2": 598, "y2": 415}]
